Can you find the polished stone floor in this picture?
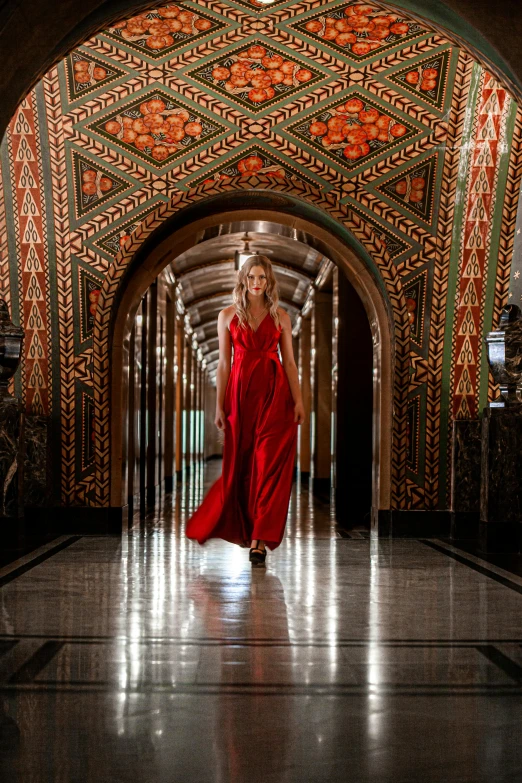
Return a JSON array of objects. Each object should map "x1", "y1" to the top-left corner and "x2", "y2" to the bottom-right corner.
[{"x1": 1, "y1": 461, "x2": 522, "y2": 782}]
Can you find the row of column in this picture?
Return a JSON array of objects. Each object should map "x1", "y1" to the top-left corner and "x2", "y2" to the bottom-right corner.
[
  {"x1": 295, "y1": 267, "x2": 373, "y2": 527},
  {"x1": 124, "y1": 270, "x2": 212, "y2": 512},
  {"x1": 296, "y1": 289, "x2": 334, "y2": 503}
]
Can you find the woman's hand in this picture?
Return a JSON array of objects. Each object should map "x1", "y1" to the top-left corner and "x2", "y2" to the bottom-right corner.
[
  {"x1": 215, "y1": 408, "x2": 226, "y2": 431},
  {"x1": 294, "y1": 401, "x2": 305, "y2": 425}
]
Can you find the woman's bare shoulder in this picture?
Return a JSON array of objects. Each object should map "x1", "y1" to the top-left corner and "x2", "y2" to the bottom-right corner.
[
  {"x1": 277, "y1": 307, "x2": 291, "y2": 328},
  {"x1": 218, "y1": 305, "x2": 236, "y2": 329}
]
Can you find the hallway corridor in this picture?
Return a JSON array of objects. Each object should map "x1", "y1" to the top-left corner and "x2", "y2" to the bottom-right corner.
[{"x1": 1, "y1": 461, "x2": 522, "y2": 782}]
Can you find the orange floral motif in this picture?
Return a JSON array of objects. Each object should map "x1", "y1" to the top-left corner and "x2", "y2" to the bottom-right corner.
[
  {"x1": 301, "y1": 97, "x2": 410, "y2": 165},
  {"x1": 107, "y1": 4, "x2": 217, "y2": 53},
  {"x1": 95, "y1": 94, "x2": 218, "y2": 166},
  {"x1": 404, "y1": 64, "x2": 440, "y2": 95},
  {"x1": 89, "y1": 288, "x2": 101, "y2": 317},
  {"x1": 81, "y1": 167, "x2": 115, "y2": 201},
  {"x1": 297, "y1": 2, "x2": 424, "y2": 60},
  {"x1": 196, "y1": 43, "x2": 318, "y2": 108},
  {"x1": 73, "y1": 59, "x2": 108, "y2": 86},
  {"x1": 395, "y1": 174, "x2": 426, "y2": 204},
  {"x1": 203, "y1": 152, "x2": 287, "y2": 183}
]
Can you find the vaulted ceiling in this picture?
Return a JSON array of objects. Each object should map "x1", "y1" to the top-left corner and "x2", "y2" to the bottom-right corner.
[
  {"x1": 171, "y1": 220, "x2": 329, "y2": 377},
  {"x1": 0, "y1": 0, "x2": 520, "y2": 142},
  {"x1": 0, "y1": 0, "x2": 519, "y2": 507}
]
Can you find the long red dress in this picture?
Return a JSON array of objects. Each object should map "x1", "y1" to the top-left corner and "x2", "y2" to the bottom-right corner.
[{"x1": 185, "y1": 311, "x2": 298, "y2": 551}]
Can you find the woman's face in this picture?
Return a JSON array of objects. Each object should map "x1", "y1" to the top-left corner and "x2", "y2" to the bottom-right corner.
[{"x1": 245, "y1": 265, "x2": 268, "y2": 300}]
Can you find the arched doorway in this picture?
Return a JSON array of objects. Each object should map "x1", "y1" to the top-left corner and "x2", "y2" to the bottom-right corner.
[{"x1": 92, "y1": 179, "x2": 411, "y2": 528}]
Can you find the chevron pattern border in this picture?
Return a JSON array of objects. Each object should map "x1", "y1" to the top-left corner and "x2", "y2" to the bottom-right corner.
[
  {"x1": 488, "y1": 107, "x2": 522, "y2": 402},
  {"x1": 428, "y1": 51, "x2": 474, "y2": 508},
  {"x1": 43, "y1": 68, "x2": 77, "y2": 503}
]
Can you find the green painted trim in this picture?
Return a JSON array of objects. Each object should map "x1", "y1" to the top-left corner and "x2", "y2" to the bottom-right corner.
[
  {"x1": 0, "y1": 126, "x2": 21, "y2": 398},
  {"x1": 479, "y1": 95, "x2": 518, "y2": 411},
  {"x1": 35, "y1": 79, "x2": 64, "y2": 505},
  {"x1": 437, "y1": 61, "x2": 482, "y2": 508}
]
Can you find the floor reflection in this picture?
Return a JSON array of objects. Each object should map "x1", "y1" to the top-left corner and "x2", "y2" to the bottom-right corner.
[{"x1": 1, "y1": 460, "x2": 522, "y2": 781}]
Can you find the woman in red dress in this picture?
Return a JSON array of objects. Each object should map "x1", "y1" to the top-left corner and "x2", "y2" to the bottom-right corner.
[{"x1": 185, "y1": 255, "x2": 305, "y2": 564}]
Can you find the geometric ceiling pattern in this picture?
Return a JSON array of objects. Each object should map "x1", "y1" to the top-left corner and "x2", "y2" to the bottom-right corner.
[{"x1": 0, "y1": 0, "x2": 520, "y2": 512}]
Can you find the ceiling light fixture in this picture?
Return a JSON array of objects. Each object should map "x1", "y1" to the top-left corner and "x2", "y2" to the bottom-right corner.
[{"x1": 234, "y1": 232, "x2": 252, "y2": 270}]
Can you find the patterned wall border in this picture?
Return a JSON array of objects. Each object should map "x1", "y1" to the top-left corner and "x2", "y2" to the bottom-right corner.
[
  {"x1": 450, "y1": 71, "x2": 511, "y2": 422},
  {"x1": 424, "y1": 50, "x2": 474, "y2": 507},
  {"x1": 42, "y1": 67, "x2": 77, "y2": 503}
]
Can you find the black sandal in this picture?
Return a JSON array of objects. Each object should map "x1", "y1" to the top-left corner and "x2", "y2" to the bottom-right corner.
[{"x1": 249, "y1": 541, "x2": 267, "y2": 565}]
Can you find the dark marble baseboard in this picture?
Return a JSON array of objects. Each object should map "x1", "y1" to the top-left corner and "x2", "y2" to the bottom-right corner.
[
  {"x1": 23, "y1": 414, "x2": 50, "y2": 508},
  {"x1": 0, "y1": 398, "x2": 24, "y2": 518},
  {"x1": 451, "y1": 511, "x2": 480, "y2": 540},
  {"x1": 42, "y1": 506, "x2": 123, "y2": 535},
  {"x1": 451, "y1": 420, "x2": 481, "y2": 514},
  {"x1": 479, "y1": 521, "x2": 522, "y2": 554},
  {"x1": 374, "y1": 510, "x2": 451, "y2": 538},
  {"x1": 481, "y1": 407, "x2": 522, "y2": 524}
]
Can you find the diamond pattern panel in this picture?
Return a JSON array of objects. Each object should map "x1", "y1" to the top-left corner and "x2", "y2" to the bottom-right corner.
[
  {"x1": 285, "y1": 91, "x2": 421, "y2": 171},
  {"x1": 101, "y1": 4, "x2": 228, "y2": 60},
  {"x1": 375, "y1": 153, "x2": 438, "y2": 225},
  {"x1": 288, "y1": 2, "x2": 427, "y2": 66},
  {"x1": 186, "y1": 39, "x2": 323, "y2": 113},
  {"x1": 85, "y1": 89, "x2": 228, "y2": 169},
  {"x1": 384, "y1": 48, "x2": 451, "y2": 112}
]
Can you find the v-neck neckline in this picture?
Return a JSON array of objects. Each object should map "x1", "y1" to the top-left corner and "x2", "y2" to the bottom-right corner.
[{"x1": 248, "y1": 310, "x2": 270, "y2": 334}]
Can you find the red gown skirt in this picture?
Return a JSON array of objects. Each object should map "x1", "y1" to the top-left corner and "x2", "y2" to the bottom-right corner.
[{"x1": 185, "y1": 311, "x2": 298, "y2": 551}]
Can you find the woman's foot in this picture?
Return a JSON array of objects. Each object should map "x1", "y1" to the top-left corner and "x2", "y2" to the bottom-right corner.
[{"x1": 249, "y1": 539, "x2": 266, "y2": 565}]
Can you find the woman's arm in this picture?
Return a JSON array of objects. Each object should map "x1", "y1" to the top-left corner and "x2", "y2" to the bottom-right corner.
[
  {"x1": 278, "y1": 309, "x2": 305, "y2": 424},
  {"x1": 215, "y1": 308, "x2": 232, "y2": 430}
]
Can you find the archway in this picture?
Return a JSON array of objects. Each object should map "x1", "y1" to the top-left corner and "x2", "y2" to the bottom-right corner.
[{"x1": 92, "y1": 177, "x2": 411, "y2": 525}]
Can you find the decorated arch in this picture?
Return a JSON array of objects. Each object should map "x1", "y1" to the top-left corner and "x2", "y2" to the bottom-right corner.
[
  {"x1": 0, "y1": 0, "x2": 521, "y2": 513},
  {"x1": 91, "y1": 177, "x2": 410, "y2": 508}
]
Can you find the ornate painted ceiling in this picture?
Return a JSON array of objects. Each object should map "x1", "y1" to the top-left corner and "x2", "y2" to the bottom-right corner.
[{"x1": 0, "y1": 0, "x2": 520, "y2": 511}]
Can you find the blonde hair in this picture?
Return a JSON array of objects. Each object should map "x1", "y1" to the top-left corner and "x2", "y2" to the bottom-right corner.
[{"x1": 232, "y1": 255, "x2": 281, "y2": 330}]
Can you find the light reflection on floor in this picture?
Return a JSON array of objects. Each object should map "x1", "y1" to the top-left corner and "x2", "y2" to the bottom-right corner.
[{"x1": 1, "y1": 459, "x2": 522, "y2": 781}]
